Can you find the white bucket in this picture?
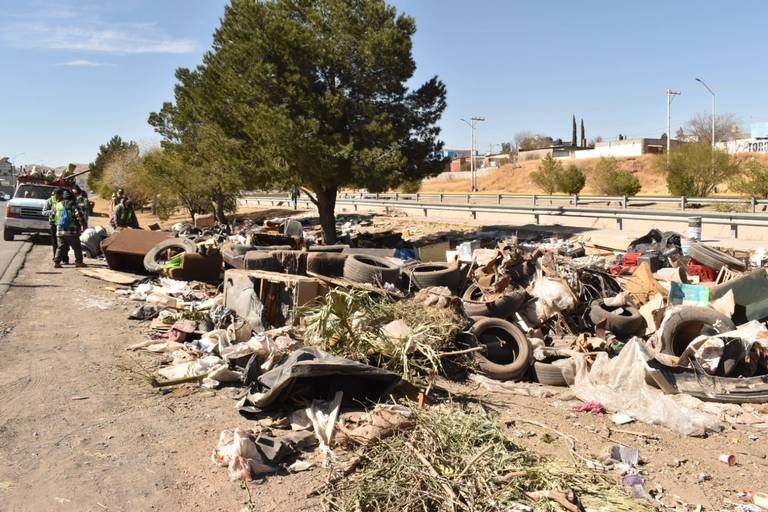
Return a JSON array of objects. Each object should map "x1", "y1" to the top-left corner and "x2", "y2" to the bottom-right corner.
[
  {"x1": 681, "y1": 238, "x2": 692, "y2": 256},
  {"x1": 688, "y1": 217, "x2": 702, "y2": 241}
]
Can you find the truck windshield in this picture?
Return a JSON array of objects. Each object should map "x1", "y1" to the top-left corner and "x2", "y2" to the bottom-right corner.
[{"x1": 14, "y1": 185, "x2": 58, "y2": 200}]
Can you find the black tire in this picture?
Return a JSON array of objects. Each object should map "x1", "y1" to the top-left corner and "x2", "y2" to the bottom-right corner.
[
  {"x1": 343, "y1": 254, "x2": 400, "y2": 287},
  {"x1": 3, "y1": 228, "x2": 15, "y2": 242},
  {"x1": 408, "y1": 262, "x2": 461, "y2": 291},
  {"x1": 469, "y1": 317, "x2": 532, "y2": 381},
  {"x1": 243, "y1": 251, "x2": 282, "y2": 272},
  {"x1": 463, "y1": 289, "x2": 527, "y2": 318},
  {"x1": 308, "y1": 244, "x2": 349, "y2": 253},
  {"x1": 660, "y1": 306, "x2": 736, "y2": 356},
  {"x1": 689, "y1": 242, "x2": 746, "y2": 272},
  {"x1": 306, "y1": 252, "x2": 347, "y2": 277},
  {"x1": 589, "y1": 299, "x2": 645, "y2": 336},
  {"x1": 532, "y1": 360, "x2": 569, "y2": 386},
  {"x1": 143, "y1": 238, "x2": 198, "y2": 273},
  {"x1": 462, "y1": 284, "x2": 484, "y2": 301}
]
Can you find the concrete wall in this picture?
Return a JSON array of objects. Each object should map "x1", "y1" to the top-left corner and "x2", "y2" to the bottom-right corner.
[
  {"x1": 717, "y1": 138, "x2": 768, "y2": 155},
  {"x1": 517, "y1": 148, "x2": 552, "y2": 161}
]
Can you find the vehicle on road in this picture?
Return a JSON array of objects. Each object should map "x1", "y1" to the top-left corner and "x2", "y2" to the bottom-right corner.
[{"x1": 3, "y1": 182, "x2": 58, "y2": 241}]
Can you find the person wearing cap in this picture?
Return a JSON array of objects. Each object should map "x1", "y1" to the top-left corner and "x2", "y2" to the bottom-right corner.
[
  {"x1": 42, "y1": 188, "x2": 68, "y2": 263},
  {"x1": 53, "y1": 190, "x2": 86, "y2": 268},
  {"x1": 110, "y1": 188, "x2": 124, "y2": 213}
]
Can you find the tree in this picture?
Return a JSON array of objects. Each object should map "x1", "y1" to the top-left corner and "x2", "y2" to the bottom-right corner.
[
  {"x1": 580, "y1": 119, "x2": 586, "y2": 148},
  {"x1": 500, "y1": 142, "x2": 513, "y2": 153},
  {"x1": 139, "y1": 148, "x2": 211, "y2": 221},
  {"x1": 150, "y1": 0, "x2": 447, "y2": 242},
  {"x1": 591, "y1": 157, "x2": 641, "y2": 196},
  {"x1": 662, "y1": 143, "x2": 740, "y2": 197},
  {"x1": 684, "y1": 112, "x2": 745, "y2": 145},
  {"x1": 530, "y1": 153, "x2": 562, "y2": 194},
  {"x1": 514, "y1": 131, "x2": 554, "y2": 151},
  {"x1": 571, "y1": 115, "x2": 577, "y2": 147},
  {"x1": 87, "y1": 135, "x2": 138, "y2": 195},
  {"x1": 729, "y1": 158, "x2": 768, "y2": 198},
  {"x1": 558, "y1": 164, "x2": 586, "y2": 194}
]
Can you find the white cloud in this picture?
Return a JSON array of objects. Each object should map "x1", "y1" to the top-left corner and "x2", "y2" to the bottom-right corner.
[
  {"x1": 56, "y1": 59, "x2": 110, "y2": 67},
  {"x1": 1, "y1": 3, "x2": 195, "y2": 55}
]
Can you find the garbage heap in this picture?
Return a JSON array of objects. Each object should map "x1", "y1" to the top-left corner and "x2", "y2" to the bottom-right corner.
[{"x1": 92, "y1": 217, "x2": 768, "y2": 511}]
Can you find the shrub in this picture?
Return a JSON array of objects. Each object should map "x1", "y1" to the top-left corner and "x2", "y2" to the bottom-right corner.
[
  {"x1": 663, "y1": 143, "x2": 740, "y2": 197},
  {"x1": 591, "y1": 157, "x2": 641, "y2": 196},
  {"x1": 530, "y1": 153, "x2": 562, "y2": 194},
  {"x1": 729, "y1": 158, "x2": 768, "y2": 198},
  {"x1": 398, "y1": 179, "x2": 422, "y2": 194},
  {"x1": 557, "y1": 164, "x2": 586, "y2": 194}
]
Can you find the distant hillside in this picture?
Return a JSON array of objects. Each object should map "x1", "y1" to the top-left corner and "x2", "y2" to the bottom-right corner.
[
  {"x1": 420, "y1": 153, "x2": 768, "y2": 196},
  {"x1": 421, "y1": 155, "x2": 667, "y2": 195}
]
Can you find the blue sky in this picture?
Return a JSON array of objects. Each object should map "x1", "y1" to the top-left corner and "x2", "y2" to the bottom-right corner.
[{"x1": 1, "y1": 0, "x2": 767, "y2": 166}]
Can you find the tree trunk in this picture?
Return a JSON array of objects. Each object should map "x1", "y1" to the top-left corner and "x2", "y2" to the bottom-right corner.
[
  {"x1": 212, "y1": 190, "x2": 227, "y2": 224},
  {"x1": 315, "y1": 185, "x2": 338, "y2": 244}
]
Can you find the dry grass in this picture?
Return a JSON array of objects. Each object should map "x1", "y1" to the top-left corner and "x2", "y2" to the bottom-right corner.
[
  {"x1": 299, "y1": 288, "x2": 465, "y2": 382},
  {"x1": 323, "y1": 402, "x2": 651, "y2": 512}
]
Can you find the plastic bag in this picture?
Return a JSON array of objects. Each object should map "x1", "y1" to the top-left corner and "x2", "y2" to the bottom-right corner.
[
  {"x1": 531, "y1": 268, "x2": 578, "y2": 320},
  {"x1": 570, "y1": 339, "x2": 721, "y2": 436}
]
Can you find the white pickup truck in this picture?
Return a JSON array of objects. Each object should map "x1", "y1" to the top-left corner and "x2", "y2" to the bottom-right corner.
[{"x1": 3, "y1": 182, "x2": 59, "y2": 241}]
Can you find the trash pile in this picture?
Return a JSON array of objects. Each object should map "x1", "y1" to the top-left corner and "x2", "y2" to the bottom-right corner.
[{"x1": 86, "y1": 215, "x2": 768, "y2": 510}]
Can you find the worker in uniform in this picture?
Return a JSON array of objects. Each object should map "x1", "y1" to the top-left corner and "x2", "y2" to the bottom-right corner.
[
  {"x1": 53, "y1": 191, "x2": 86, "y2": 268},
  {"x1": 42, "y1": 188, "x2": 68, "y2": 263}
]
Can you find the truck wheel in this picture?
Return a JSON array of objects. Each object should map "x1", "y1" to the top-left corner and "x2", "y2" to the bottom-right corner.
[{"x1": 3, "y1": 229, "x2": 15, "y2": 242}]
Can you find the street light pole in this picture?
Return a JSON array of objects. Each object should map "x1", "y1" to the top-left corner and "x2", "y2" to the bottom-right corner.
[
  {"x1": 460, "y1": 117, "x2": 485, "y2": 192},
  {"x1": 666, "y1": 89, "x2": 681, "y2": 167},
  {"x1": 695, "y1": 78, "x2": 716, "y2": 181},
  {"x1": 695, "y1": 79, "x2": 716, "y2": 147}
]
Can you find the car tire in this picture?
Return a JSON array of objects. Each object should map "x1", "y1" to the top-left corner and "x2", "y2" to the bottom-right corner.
[
  {"x1": 463, "y1": 288, "x2": 527, "y2": 318},
  {"x1": 408, "y1": 262, "x2": 461, "y2": 291},
  {"x1": 532, "y1": 360, "x2": 570, "y2": 386},
  {"x1": 589, "y1": 299, "x2": 645, "y2": 336},
  {"x1": 143, "y1": 238, "x2": 198, "y2": 273},
  {"x1": 660, "y1": 306, "x2": 736, "y2": 356},
  {"x1": 3, "y1": 229, "x2": 15, "y2": 242},
  {"x1": 689, "y1": 242, "x2": 746, "y2": 272},
  {"x1": 343, "y1": 254, "x2": 400, "y2": 287},
  {"x1": 469, "y1": 317, "x2": 532, "y2": 381},
  {"x1": 306, "y1": 252, "x2": 347, "y2": 277}
]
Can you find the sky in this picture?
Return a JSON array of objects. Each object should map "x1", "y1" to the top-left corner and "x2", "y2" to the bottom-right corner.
[{"x1": 1, "y1": 0, "x2": 767, "y2": 166}]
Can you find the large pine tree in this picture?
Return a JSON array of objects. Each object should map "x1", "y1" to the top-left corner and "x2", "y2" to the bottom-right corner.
[{"x1": 149, "y1": 0, "x2": 447, "y2": 242}]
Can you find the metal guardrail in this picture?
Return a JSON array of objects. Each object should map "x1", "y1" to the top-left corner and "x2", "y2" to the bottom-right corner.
[
  {"x1": 241, "y1": 194, "x2": 768, "y2": 239},
  {"x1": 336, "y1": 192, "x2": 768, "y2": 212}
]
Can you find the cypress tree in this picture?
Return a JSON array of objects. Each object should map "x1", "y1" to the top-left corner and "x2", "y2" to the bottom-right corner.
[{"x1": 571, "y1": 115, "x2": 577, "y2": 147}]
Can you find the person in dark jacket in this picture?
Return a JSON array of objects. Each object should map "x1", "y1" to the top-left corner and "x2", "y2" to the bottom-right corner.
[{"x1": 53, "y1": 191, "x2": 86, "y2": 268}]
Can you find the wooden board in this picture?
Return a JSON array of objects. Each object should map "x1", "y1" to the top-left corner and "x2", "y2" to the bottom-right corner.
[{"x1": 78, "y1": 267, "x2": 143, "y2": 285}]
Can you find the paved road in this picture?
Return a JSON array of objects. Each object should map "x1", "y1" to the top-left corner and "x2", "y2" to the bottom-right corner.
[{"x1": 0, "y1": 204, "x2": 35, "y2": 289}]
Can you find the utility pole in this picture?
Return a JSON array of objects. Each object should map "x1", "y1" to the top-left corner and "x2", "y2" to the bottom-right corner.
[
  {"x1": 695, "y1": 78, "x2": 716, "y2": 178},
  {"x1": 461, "y1": 117, "x2": 485, "y2": 192},
  {"x1": 666, "y1": 89, "x2": 681, "y2": 166}
]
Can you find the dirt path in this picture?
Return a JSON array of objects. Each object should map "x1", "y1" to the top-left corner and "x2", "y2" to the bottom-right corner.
[{"x1": 0, "y1": 245, "x2": 318, "y2": 512}]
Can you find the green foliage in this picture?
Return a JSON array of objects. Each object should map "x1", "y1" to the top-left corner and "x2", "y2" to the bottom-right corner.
[
  {"x1": 663, "y1": 143, "x2": 740, "y2": 197},
  {"x1": 500, "y1": 142, "x2": 512, "y2": 153},
  {"x1": 591, "y1": 157, "x2": 642, "y2": 196},
  {"x1": 530, "y1": 153, "x2": 562, "y2": 194},
  {"x1": 558, "y1": 164, "x2": 586, "y2": 194},
  {"x1": 398, "y1": 179, "x2": 422, "y2": 193},
  {"x1": 87, "y1": 135, "x2": 138, "y2": 196},
  {"x1": 729, "y1": 158, "x2": 768, "y2": 198},
  {"x1": 149, "y1": 0, "x2": 447, "y2": 240}
]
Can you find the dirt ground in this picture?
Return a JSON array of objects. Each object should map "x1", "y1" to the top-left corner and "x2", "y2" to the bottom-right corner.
[{"x1": 1, "y1": 212, "x2": 767, "y2": 511}]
